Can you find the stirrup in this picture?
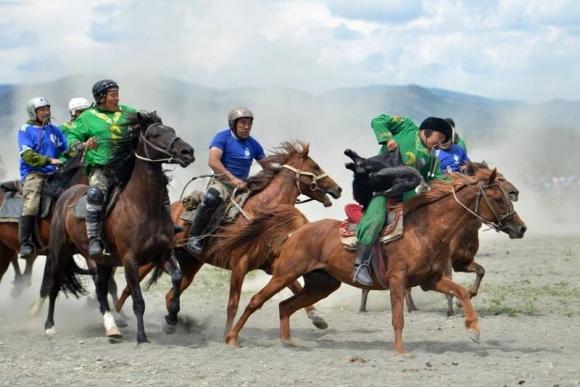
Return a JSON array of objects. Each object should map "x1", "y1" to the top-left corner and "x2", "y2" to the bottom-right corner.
[
  {"x1": 20, "y1": 242, "x2": 36, "y2": 259},
  {"x1": 353, "y1": 263, "x2": 374, "y2": 286},
  {"x1": 88, "y1": 238, "x2": 104, "y2": 257},
  {"x1": 186, "y1": 236, "x2": 203, "y2": 255}
]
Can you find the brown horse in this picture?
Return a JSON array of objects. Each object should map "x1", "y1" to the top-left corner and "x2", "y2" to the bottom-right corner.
[
  {"x1": 359, "y1": 162, "x2": 521, "y2": 315},
  {"x1": 42, "y1": 112, "x2": 194, "y2": 343},
  {"x1": 221, "y1": 169, "x2": 526, "y2": 352},
  {"x1": 0, "y1": 155, "x2": 87, "y2": 297},
  {"x1": 115, "y1": 141, "x2": 342, "y2": 333}
]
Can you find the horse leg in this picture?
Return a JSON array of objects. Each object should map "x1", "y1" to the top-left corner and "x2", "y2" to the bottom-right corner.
[
  {"x1": 115, "y1": 262, "x2": 155, "y2": 312},
  {"x1": 359, "y1": 289, "x2": 370, "y2": 313},
  {"x1": 44, "y1": 251, "x2": 67, "y2": 336},
  {"x1": 163, "y1": 252, "x2": 182, "y2": 329},
  {"x1": 422, "y1": 276, "x2": 480, "y2": 343},
  {"x1": 124, "y1": 257, "x2": 149, "y2": 344},
  {"x1": 106, "y1": 268, "x2": 128, "y2": 327},
  {"x1": 287, "y1": 279, "x2": 328, "y2": 329},
  {"x1": 95, "y1": 264, "x2": 121, "y2": 339},
  {"x1": 164, "y1": 252, "x2": 204, "y2": 314},
  {"x1": 0, "y1": 251, "x2": 11, "y2": 285},
  {"x1": 466, "y1": 261, "x2": 485, "y2": 298},
  {"x1": 279, "y1": 270, "x2": 341, "y2": 345},
  {"x1": 225, "y1": 273, "x2": 297, "y2": 347},
  {"x1": 21, "y1": 254, "x2": 36, "y2": 288},
  {"x1": 405, "y1": 288, "x2": 418, "y2": 313},
  {"x1": 445, "y1": 264, "x2": 454, "y2": 316},
  {"x1": 29, "y1": 254, "x2": 51, "y2": 318},
  {"x1": 224, "y1": 257, "x2": 249, "y2": 335},
  {"x1": 388, "y1": 274, "x2": 407, "y2": 354}
]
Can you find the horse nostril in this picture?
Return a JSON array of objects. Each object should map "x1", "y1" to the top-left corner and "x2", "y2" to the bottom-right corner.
[
  {"x1": 520, "y1": 225, "x2": 527, "y2": 234},
  {"x1": 337, "y1": 186, "x2": 343, "y2": 194}
]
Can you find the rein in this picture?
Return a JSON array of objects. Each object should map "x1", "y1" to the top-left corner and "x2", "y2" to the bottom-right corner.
[
  {"x1": 452, "y1": 181, "x2": 515, "y2": 232},
  {"x1": 281, "y1": 164, "x2": 328, "y2": 205},
  {"x1": 134, "y1": 122, "x2": 181, "y2": 163}
]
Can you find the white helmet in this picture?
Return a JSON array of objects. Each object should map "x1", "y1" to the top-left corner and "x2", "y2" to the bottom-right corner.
[
  {"x1": 68, "y1": 97, "x2": 91, "y2": 116},
  {"x1": 26, "y1": 97, "x2": 50, "y2": 120}
]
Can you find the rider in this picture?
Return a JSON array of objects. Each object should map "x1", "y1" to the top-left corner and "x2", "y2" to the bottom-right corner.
[
  {"x1": 186, "y1": 107, "x2": 266, "y2": 254},
  {"x1": 60, "y1": 97, "x2": 91, "y2": 137},
  {"x1": 353, "y1": 115, "x2": 452, "y2": 286},
  {"x1": 17, "y1": 97, "x2": 68, "y2": 258},
  {"x1": 436, "y1": 118, "x2": 470, "y2": 174},
  {"x1": 68, "y1": 80, "x2": 136, "y2": 257}
]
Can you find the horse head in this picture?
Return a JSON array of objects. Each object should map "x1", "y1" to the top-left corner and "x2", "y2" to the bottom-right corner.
[
  {"x1": 132, "y1": 111, "x2": 195, "y2": 167},
  {"x1": 463, "y1": 161, "x2": 519, "y2": 201},
  {"x1": 473, "y1": 168, "x2": 527, "y2": 239}
]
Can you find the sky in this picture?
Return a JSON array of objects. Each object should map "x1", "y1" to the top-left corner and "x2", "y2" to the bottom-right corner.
[{"x1": 0, "y1": 0, "x2": 578, "y2": 102}]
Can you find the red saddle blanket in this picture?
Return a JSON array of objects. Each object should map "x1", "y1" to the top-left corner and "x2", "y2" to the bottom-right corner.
[{"x1": 339, "y1": 203, "x2": 403, "y2": 249}]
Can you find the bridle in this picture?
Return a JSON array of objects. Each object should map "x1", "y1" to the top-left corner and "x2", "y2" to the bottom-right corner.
[
  {"x1": 281, "y1": 164, "x2": 329, "y2": 204},
  {"x1": 134, "y1": 122, "x2": 181, "y2": 163},
  {"x1": 452, "y1": 180, "x2": 516, "y2": 231}
]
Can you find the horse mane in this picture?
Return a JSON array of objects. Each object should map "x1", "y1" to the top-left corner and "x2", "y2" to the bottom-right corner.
[
  {"x1": 103, "y1": 111, "x2": 168, "y2": 188},
  {"x1": 398, "y1": 173, "x2": 478, "y2": 214},
  {"x1": 245, "y1": 141, "x2": 309, "y2": 194}
]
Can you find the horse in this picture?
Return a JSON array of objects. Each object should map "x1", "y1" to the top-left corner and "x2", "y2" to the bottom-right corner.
[
  {"x1": 358, "y1": 161, "x2": 521, "y2": 315},
  {"x1": 114, "y1": 141, "x2": 342, "y2": 334},
  {"x1": 220, "y1": 169, "x2": 526, "y2": 352},
  {"x1": 42, "y1": 111, "x2": 194, "y2": 343},
  {"x1": 0, "y1": 154, "x2": 87, "y2": 297}
]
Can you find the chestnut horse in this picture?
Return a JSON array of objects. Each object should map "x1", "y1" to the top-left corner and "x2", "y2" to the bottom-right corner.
[
  {"x1": 0, "y1": 154, "x2": 87, "y2": 297},
  {"x1": 115, "y1": 141, "x2": 342, "y2": 334},
  {"x1": 42, "y1": 112, "x2": 194, "y2": 343},
  {"x1": 359, "y1": 162, "x2": 521, "y2": 315},
  {"x1": 221, "y1": 170, "x2": 526, "y2": 352}
]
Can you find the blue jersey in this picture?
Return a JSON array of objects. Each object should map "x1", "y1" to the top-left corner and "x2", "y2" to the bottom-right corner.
[
  {"x1": 209, "y1": 129, "x2": 265, "y2": 179},
  {"x1": 436, "y1": 145, "x2": 469, "y2": 173},
  {"x1": 18, "y1": 122, "x2": 67, "y2": 181}
]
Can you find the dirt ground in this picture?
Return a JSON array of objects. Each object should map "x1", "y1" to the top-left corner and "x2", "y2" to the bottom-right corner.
[{"x1": 0, "y1": 232, "x2": 579, "y2": 386}]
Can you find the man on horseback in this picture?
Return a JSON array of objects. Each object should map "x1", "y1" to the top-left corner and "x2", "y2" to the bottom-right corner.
[
  {"x1": 60, "y1": 97, "x2": 91, "y2": 137},
  {"x1": 68, "y1": 80, "x2": 136, "y2": 257},
  {"x1": 436, "y1": 117, "x2": 470, "y2": 174},
  {"x1": 17, "y1": 97, "x2": 68, "y2": 258},
  {"x1": 353, "y1": 115, "x2": 452, "y2": 286},
  {"x1": 186, "y1": 107, "x2": 266, "y2": 254}
]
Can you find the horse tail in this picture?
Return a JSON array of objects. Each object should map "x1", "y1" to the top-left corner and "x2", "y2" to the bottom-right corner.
[
  {"x1": 60, "y1": 256, "x2": 88, "y2": 297},
  {"x1": 145, "y1": 264, "x2": 165, "y2": 290},
  {"x1": 207, "y1": 205, "x2": 308, "y2": 269}
]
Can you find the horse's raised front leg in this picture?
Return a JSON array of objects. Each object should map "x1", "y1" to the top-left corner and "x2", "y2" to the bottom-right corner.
[
  {"x1": 164, "y1": 250, "x2": 204, "y2": 314},
  {"x1": 95, "y1": 264, "x2": 121, "y2": 339},
  {"x1": 163, "y1": 251, "x2": 183, "y2": 330},
  {"x1": 287, "y1": 279, "x2": 328, "y2": 329},
  {"x1": 422, "y1": 276, "x2": 480, "y2": 343},
  {"x1": 388, "y1": 273, "x2": 407, "y2": 354},
  {"x1": 124, "y1": 257, "x2": 149, "y2": 344}
]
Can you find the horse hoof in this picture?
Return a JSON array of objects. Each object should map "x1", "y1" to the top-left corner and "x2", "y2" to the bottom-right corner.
[
  {"x1": 310, "y1": 316, "x2": 328, "y2": 330},
  {"x1": 467, "y1": 329, "x2": 480, "y2": 344},
  {"x1": 447, "y1": 310, "x2": 455, "y2": 317},
  {"x1": 106, "y1": 327, "x2": 122, "y2": 339},
  {"x1": 137, "y1": 337, "x2": 150, "y2": 345},
  {"x1": 225, "y1": 334, "x2": 239, "y2": 347},
  {"x1": 45, "y1": 327, "x2": 57, "y2": 336},
  {"x1": 162, "y1": 320, "x2": 177, "y2": 335},
  {"x1": 455, "y1": 300, "x2": 463, "y2": 308},
  {"x1": 358, "y1": 309, "x2": 367, "y2": 314}
]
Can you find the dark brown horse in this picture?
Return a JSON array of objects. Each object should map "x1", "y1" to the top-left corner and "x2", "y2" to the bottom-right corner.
[
  {"x1": 220, "y1": 170, "x2": 526, "y2": 352},
  {"x1": 358, "y1": 162, "x2": 521, "y2": 315},
  {"x1": 0, "y1": 155, "x2": 87, "y2": 297},
  {"x1": 115, "y1": 141, "x2": 342, "y2": 334},
  {"x1": 42, "y1": 112, "x2": 194, "y2": 343}
]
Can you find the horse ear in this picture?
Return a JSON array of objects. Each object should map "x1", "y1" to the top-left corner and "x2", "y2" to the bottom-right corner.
[
  {"x1": 302, "y1": 143, "x2": 310, "y2": 158},
  {"x1": 463, "y1": 162, "x2": 476, "y2": 176},
  {"x1": 488, "y1": 168, "x2": 497, "y2": 184}
]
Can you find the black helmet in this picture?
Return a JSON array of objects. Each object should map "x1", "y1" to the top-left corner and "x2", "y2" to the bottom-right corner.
[
  {"x1": 92, "y1": 79, "x2": 119, "y2": 103},
  {"x1": 419, "y1": 117, "x2": 453, "y2": 143}
]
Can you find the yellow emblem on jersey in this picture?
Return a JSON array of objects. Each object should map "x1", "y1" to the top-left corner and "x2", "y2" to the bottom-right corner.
[{"x1": 403, "y1": 152, "x2": 416, "y2": 166}]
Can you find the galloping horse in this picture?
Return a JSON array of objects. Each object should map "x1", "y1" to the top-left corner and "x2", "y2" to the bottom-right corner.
[
  {"x1": 42, "y1": 112, "x2": 194, "y2": 343},
  {"x1": 221, "y1": 169, "x2": 526, "y2": 352},
  {"x1": 0, "y1": 154, "x2": 86, "y2": 296},
  {"x1": 115, "y1": 141, "x2": 342, "y2": 334},
  {"x1": 358, "y1": 162, "x2": 521, "y2": 315}
]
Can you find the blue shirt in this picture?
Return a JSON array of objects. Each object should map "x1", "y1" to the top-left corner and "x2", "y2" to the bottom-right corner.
[
  {"x1": 436, "y1": 145, "x2": 469, "y2": 173},
  {"x1": 209, "y1": 129, "x2": 265, "y2": 179},
  {"x1": 18, "y1": 122, "x2": 67, "y2": 181}
]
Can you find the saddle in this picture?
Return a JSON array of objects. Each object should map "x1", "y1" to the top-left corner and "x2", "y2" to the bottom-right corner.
[
  {"x1": 180, "y1": 189, "x2": 252, "y2": 229},
  {"x1": 339, "y1": 203, "x2": 404, "y2": 250},
  {"x1": 0, "y1": 190, "x2": 53, "y2": 223}
]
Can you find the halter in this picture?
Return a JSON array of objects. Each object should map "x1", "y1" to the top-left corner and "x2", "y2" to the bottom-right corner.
[
  {"x1": 452, "y1": 180, "x2": 516, "y2": 232},
  {"x1": 281, "y1": 164, "x2": 329, "y2": 204},
  {"x1": 134, "y1": 122, "x2": 182, "y2": 163}
]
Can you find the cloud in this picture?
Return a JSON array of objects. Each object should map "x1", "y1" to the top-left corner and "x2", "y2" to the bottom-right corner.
[{"x1": 0, "y1": 0, "x2": 577, "y2": 101}]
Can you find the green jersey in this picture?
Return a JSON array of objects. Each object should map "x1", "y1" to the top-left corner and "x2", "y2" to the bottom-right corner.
[
  {"x1": 371, "y1": 114, "x2": 446, "y2": 201},
  {"x1": 68, "y1": 105, "x2": 137, "y2": 167},
  {"x1": 60, "y1": 121, "x2": 76, "y2": 138}
]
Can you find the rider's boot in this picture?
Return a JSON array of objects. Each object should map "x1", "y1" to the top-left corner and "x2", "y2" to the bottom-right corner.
[
  {"x1": 18, "y1": 215, "x2": 36, "y2": 259},
  {"x1": 186, "y1": 188, "x2": 222, "y2": 254},
  {"x1": 353, "y1": 242, "x2": 374, "y2": 287},
  {"x1": 86, "y1": 187, "x2": 105, "y2": 257}
]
